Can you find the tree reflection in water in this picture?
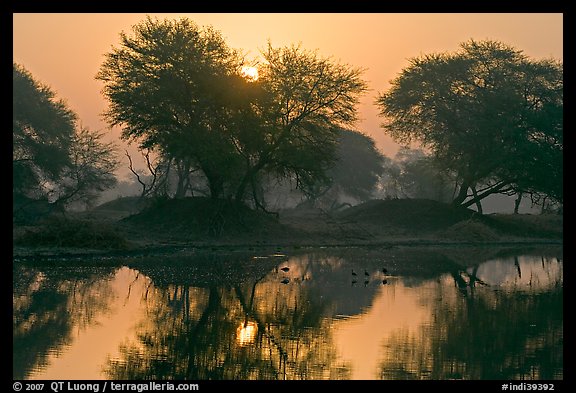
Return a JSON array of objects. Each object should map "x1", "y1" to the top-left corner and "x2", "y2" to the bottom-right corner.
[
  {"x1": 105, "y1": 269, "x2": 350, "y2": 380},
  {"x1": 13, "y1": 264, "x2": 117, "y2": 379},
  {"x1": 13, "y1": 248, "x2": 562, "y2": 381},
  {"x1": 379, "y1": 256, "x2": 563, "y2": 380}
]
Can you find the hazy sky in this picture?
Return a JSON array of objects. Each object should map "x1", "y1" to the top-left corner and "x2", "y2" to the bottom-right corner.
[{"x1": 13, "y1": 13, "x2": 563, "y2": 177}]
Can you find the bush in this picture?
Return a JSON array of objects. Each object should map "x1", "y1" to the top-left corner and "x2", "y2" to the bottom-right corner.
[{"x1": 14, "y1": 216, "x2": 129, "y2": 249}]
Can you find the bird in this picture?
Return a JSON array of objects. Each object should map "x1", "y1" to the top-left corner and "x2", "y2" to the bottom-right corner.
[
  {"x1": 351, "y1": 269, "x2": 358, "y2": 277},
  {"x1": 382, "y1": 268, "x2": 388, "y2": 274},
  {"x1": 382, "y1": 279, "x2": 388, "y2": 285},
  {"x1": 364, "y1": 280, "x2": 370, "y2": 287},
  {"x1": 280, "y1": 266, "x2": 290, "y2": 272},
  {"x1": 364, "y1": 269, "x2": 370, "y2": 277},
  {"x1": 281, "y1": 278, "x2": 290, "y2": 284}
]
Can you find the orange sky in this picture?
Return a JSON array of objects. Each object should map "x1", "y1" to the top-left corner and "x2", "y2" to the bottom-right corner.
[{"x1": 13, "y1": 13, "x2": 563, "y2": 177}]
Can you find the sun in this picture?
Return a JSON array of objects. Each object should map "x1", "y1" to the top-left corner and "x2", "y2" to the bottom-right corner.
[{"x1": 241, "y1": 66, "x2": 259, "y2": 81}]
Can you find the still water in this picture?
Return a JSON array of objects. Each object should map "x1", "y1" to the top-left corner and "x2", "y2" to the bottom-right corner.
[{"x1": 13, "y1": 246, "x2": 563, "y2": 380}]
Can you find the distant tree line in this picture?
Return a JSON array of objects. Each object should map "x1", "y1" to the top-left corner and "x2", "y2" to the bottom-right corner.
[{"x1": 13, "y1": 17, "x2": 562, "y2": 221}]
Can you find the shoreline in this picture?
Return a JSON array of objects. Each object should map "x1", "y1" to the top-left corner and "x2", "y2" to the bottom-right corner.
[{"x1": 13, "y1": 237, "x2": 563, "y2": 262}]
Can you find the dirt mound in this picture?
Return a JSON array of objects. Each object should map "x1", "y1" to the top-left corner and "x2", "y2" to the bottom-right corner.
[
  {"x1": 440, "y1": 220, "x2": 501, "y2": 242},
  {"x1": 123, "y1": 197, "x2": 288, "y2": 240},
  {"x1": 336, "y1": 199, "x2": 478, "y2": 233},
  {"x1": 93, "y1": 196, "x2": 149, "y2": 213},
  {"x1": 483, "y1": 213, "x2": 563, "y2": 239}
]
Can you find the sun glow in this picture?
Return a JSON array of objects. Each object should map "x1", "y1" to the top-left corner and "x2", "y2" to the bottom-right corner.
[
  {"x1": 241, "y1": 66, "x2": 259, "y2": 81},
  {"x1": 237, "y1": 320, "x2": 258, "y2": 346}
]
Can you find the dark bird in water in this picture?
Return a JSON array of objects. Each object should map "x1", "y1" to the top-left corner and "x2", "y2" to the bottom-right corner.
[
  {"x1": 280, "y1": 267, "x2": 290, "y2": 272},
  {"x1": 364, "y1": 280, "x2": 370, "y2": 287},
  {"x1": 382, "y1": 268, "x2": 388, "y2": 274},
  {"x1": 364, "y1": 269, "x2": 370, "y2": 277},
  {"x1": 382, "y1": 279, "x2": 388, "y2": 285},
  {"x1": 352, "y1": 269, "x2": 358, "y2": 277},
  {"x1": 281, "y1": 278, "x2": 290, "y2": 284}
]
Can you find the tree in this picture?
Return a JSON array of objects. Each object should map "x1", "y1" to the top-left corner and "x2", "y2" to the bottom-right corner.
[
  {"x1": 392, "y1": 148, "x2": 453, "y2": 202},
  {"x1": 13, "y1": 64, "x2": 119, "y2": 218},
  {"x1": 97, "y1": 16, "x2": 245, "y2": 200},
  {"x1": 303, "y1": 129, "x2": 385, "y2": 208},
  {"x1": 332, "y1": 129, "x2": 385, "y2": 200},
  {"x1": 376, "y1": 40, "x2": 563, "y2": 210},
  {"x1": 97, "y1": 17, "x2": 367, "y2": 208},
  {"x1": 13, "y1": 63, "x2": 76, "y2": 201},
  {"x1": 231, "y1": 44, "x2": 368, "y2": 208},
  {"x1": 55, "y1": 127, "x2": 119, "y2": 209}
]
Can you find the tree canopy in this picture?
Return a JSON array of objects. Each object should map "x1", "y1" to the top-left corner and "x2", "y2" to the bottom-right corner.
[
  {"x1": 13, "y1": 63, "x2": 76, "y2": 200},
  {"x1": 97, "y1": 17, "x2": 367, "y2": 208},
  {"x1": 376, "y1": 39, "x2": 563, "y2": 209},
  {"x1": 326, "y1": 129, "x2": 385, "y2": 203},
  {"x1": 13, "y1": 64, "x2": 119, "y2": 219}
]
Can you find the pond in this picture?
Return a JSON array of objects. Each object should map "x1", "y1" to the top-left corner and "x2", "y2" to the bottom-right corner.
[{"x1": 13, "y1": 245, "x2": 563, "y2": 380}]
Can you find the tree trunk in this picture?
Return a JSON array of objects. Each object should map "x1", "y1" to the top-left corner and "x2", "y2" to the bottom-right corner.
[
  {"x1": 174, "y1": 160, "x2": 191, "y2": 199},
  {"x1": 200, "y1": 164, "x2": 224, "y2": 200},
  {"x1": 235, "y1": 162, "x2": 266, "y2": 203},
  {"x1": 235, "y1": 174, "x2": 250, "y2": 203},
  {"x1": 452, "y1": 180, "x2": 470, "y2": 206},
  {"x1": 471, "y1": 185, "x2": 483, "y2": 214},
  {"x1": 540, "y1": 196, "x2": 548, "y2": 214},
  {"x1": 174, "y1": 175, "x2": 187, "y2": 199},
  {"x1": 514, "y1": 192, "x2": 523, "y2": 214},
  {"x1": 460, "y1": 180, "x2": 510, "y2": 209},
  {"x1": 208, "y1": 180, "x2": 223, "y2": 200}
]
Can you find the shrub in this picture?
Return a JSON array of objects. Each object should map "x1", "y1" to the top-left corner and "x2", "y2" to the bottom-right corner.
[{"x1": 14, "y1": 216, "x2": 129, "y2": 249}]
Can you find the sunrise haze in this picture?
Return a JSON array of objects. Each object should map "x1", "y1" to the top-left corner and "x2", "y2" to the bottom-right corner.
[{"x1": 13, "y1": 13, "x2": 563, "y2": 178}]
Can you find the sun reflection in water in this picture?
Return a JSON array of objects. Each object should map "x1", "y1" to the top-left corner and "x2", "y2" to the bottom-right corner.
[{"x1": 237, "y1": 320, "x2": 258, "y2": 346}]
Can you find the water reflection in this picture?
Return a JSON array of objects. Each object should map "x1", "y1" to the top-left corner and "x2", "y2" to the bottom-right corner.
[
  {"x1": 13, "y1": 264, "x2": 117, "y2": 379},
  {"x1": 379, "y1": 255, "x2": 563, "y2": 380},
  {"x1": 237, "y1": 320, "x2": 258, "y2": 346},
  {"x1": 13, "y1": 247, "x2": 562, "y2": 380}
]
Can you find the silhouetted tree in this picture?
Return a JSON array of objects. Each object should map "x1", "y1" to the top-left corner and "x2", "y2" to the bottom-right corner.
[
  {"x1": 376, "y1": 40, "x2": 562, "y2": 210},
  {"x1": 332, "y1": 130, "x2": 385, "y2": 200},
  {"x1": 98, "y1": 17, "x2": 367, "y2": 208},
  {"x1": 232, "y1": 44, "x2": 367, "y2": 208},
  {"x1": 303, "y1": 129, "x2": 385, "y2": 208},
  {"x1": 13, "y1": 64, "x2": 119, "y2": 219},
  {"x1": 393, "y1": 148, "x2": 453, "y2": 202},
  {"x1": 55, "y1": 127, "x2": 119, "y2": 209},
  {"x1": 13, "y1": 63, "x2": 76, "y2": 201},
  {"x1": 97, "y1": 17, "x2": 246, "y2": 200}
]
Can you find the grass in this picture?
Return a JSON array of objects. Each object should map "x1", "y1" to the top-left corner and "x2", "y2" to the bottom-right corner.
[
  {"x1": 336, "y1": 198, "x2": 479, "y2": 232},
  {"x1": 483, "y1": 213, "x2": 563, "y2": 239},
  {"x1": 13, "y1": 197, "x2": 563, "y2": 254},
  {"x1": 14, "y1": 216, "x2": 130, "y2": 250}
]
